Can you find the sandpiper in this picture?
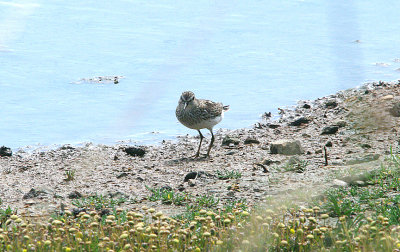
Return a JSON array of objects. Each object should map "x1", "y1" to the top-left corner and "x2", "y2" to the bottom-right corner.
[{"x1": 176, "y1": 91, "x2": 229, "y2": 158}]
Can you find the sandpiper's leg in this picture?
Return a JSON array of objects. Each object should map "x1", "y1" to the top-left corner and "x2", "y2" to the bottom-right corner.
[
  {"x1": 195, "y1": 130, "x2": 204, "y2": 157},
  {"x1": 206, "y1": 130, "x2": 214, "y2": 158}
]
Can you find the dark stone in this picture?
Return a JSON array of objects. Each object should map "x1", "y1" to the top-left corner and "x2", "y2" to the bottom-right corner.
[
  {"x1": 222, "y1": 136, "x2": 240, "y2": 146},
  {"x1": 184, "y1": 172, "x2": 198, "y2": 182},
  {"x1": 23, "y1": 188, "x2": 48, "y2": 199},
  {"x1": 321, "y1": 126, "x2": 339, "y2": 135},
  {"x1": 116, "y1": 172, "x2": 128, "y2": 179},
  {"x1": 360, "y1": 143, "x2": 372, "y2": 149},
  {"x1": 267, "y1": 124, "x2": 280, "y2": 129},
  {"x1": 334, "y1": 121, "x2": 347, "y2": 128},
  {"x1": 389, "y1": 103, "x2": 400, "y2": 117},
  {"x1": 289, "y1": 117, "x2": 310, "y2": 126},
  {"x1": 325, "y1": 141, "x2": 333, "y2": 147},
  {"x1": 325, "y1": 100, "x2": 338, "y2": 108},
  {"x1": 99, "y1": 208, "x2": 111, "y2": 217},
  {"x1": 262, "y1": 159, "x2": 281, "y2": 166},
  {"x1": 262, "y1": 112, "x2": 272, "y2": 118},
  {"x1": 244, "y1": 137, "x2": 260, "y2": 145},
  {"x1": 72, "y1": 208, "x2": 87, "y2": 216},
  {"x1": 124, "y1": 146, "x2": 146, "y2": 157},
  {"x1": 303, "y1": 104, "x2": 311, "y2": 109},
  {"x1": 58, "y1": 145, "x2": 75, "y2": 151},
  {"x1": 108, "y1": 191, "x2": 128, "y2": 199},
  {"x1": 0, "y1": 146, "x2": 12, "y2": 157},
  {"x1": 270, "y1": 140, "x2": 304, "y2": 155},
  {"x1": 160, "y1": 185, "x2": 173, "y2": 191},
  {"x1": 136, "y1": 176, "x2": 144, "y2": 182},
  {"x1": 68, "y1": 191, "x2": 82, "y2": 199},
  {"x1": 177, "y1": 184, "x2": 185, "y2": 192}
]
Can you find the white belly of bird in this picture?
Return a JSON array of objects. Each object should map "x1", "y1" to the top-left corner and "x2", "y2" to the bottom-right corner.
[{"x1": 189, "y1": 115, "x2": 223, "y2": 130}]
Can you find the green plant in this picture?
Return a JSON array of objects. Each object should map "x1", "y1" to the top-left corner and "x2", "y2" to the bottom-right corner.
[
  {"x1": 282, "y1": 158, "x2": 309, "y2": 173},
  {"x1": 64, "y1": 170, "x2": 76, "y2": 181},
  {"x1": 216, "y1": 169, "x2": 242, "y2": 180},
  {"x1": 71, "y1": 194, "x2": 126, "y2": 210}
]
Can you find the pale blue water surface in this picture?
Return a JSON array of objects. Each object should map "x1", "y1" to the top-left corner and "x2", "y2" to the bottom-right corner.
[{"x1": 1, "y1": 0, "x2": 400, "y2": 149}]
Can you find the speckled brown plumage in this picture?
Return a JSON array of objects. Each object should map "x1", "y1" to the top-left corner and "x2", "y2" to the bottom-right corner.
[{"x1": 176, "y1": 91, "x2": 229, "y2": 158}]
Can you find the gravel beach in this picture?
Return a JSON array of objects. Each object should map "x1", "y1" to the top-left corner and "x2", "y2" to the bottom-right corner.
[{"x1": 1, "y1": 80, "x2": 400, "y2": 218}]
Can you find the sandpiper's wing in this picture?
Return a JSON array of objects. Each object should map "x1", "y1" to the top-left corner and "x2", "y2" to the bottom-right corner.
[{"x1": 197, "y1": 99, "x2": 226, "y2": 119}]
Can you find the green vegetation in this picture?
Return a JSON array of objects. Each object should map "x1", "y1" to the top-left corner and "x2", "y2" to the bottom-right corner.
[
  {"x1": 72, "y1": 194, "x2": 127, "y2": 210},
  {"x1": 215, "y1": 169, "x2": 242, "y2": 180},
  {"x1": 3, "y1": 152, "x2": 400, "y2": 251},
  {"x1": 64, "y1": 170, "x2": 76, "y2": 182}
]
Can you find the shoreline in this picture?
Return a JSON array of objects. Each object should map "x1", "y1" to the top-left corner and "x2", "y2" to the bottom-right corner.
[{"x1": 1, "y1": 80, "x2": 400, "y2": 217}]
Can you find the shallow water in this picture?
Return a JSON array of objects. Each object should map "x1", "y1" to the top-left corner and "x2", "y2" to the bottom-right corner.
[{"x1": 1, "y1": 0, "x2": 400, "y2": 149}]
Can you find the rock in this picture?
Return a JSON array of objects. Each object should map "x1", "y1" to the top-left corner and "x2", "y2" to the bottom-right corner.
[
  {"x1": 332, "y1": 179, "x2": 348, "y2": 188},
  {"x1": 286, "y1": 156, "x2": 307, "y2": 173},
  {"x1": 68, "y1": 191, "x2": 82, "y2": 199},
  {"x1": 350, "y1": 180, "x2": 367, "y2": 187},
  {"x1": 333, "y1": 120, "x2": 347, "y2": 128},
  {"x1": 160, "y1": 185, "x2": 173, "y2": 191},
  {"x1": 325, "y1": 100, "x2": 338, "y2": 108},
  {"x1": 253, "y1": 163, "x2": 269, "y2": 173},
  {"x1": 325, "y1": 141, "x2": 333, "y2": 147},
  {"x1": 177, "y1": 184, "x2": 185, "y2": 192},
  {"x1": 270, "y1": 140, "x2": 304, "y2": 155},
  {"x1": 72, "y1": 208, "x2": 87, "y2": 216},
  {"x1": 289, "y1": 117, "x2": 310, "y2": 126},
  {"x1": 222, "y1": 136, "x2": 240, "y2": 146},
  {"x1": 0, "y1": 146, "x2": 12, "y2": 157},
  {"x1": 389, "y1": 103, "x2": 400, "y2": 117},
  {"x1": 360, "y1": 143, "x2": 372, "y2": 149},
  {"x1": 381, "y1": 95, "x2": 394, "y2": 100},
  {"x1": 108, "y1": 191, "x2": 128, "y2": 199},
  {"x1": 345, "y1": 154, "x2": 380, "y2": 165},
  {"x1": 303, "y1": 104, "x2": 311, "y2": 109},
  {"x1": 262, "y1": 159, "x2": 281, "y2": 166},
  {"x1": 23, "y1": 188, "x2": 49, "y2": 199},
  {"x1": 124, "y1": 146, "x2": 146, "y2": 157},
  {"x1": 99, "y1": 208, "x2": 111, "y2": 216},
  {"x1": 188, "y1": 179, "x2": 196, "y2": 187},
  {"x1": 184, "y1": 172, "x2": 198, "y2": 182},
  {"x1": 116, "y1": 172, "x2": 128, "y2": 179},
  {"x1": 244, "y1": 137, "x2": 260, "y2": 145},
  {"x1": 267, "y1": 123, "x2": 280, "y2": 129},
  {"x1": 321, "y1": 126, "x2": 339, "y2": 135}
]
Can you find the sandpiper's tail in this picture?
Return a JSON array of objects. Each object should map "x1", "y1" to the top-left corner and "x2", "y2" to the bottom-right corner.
[{"x1": 223, "y1": 105, "x2": 230, "y2": 111}]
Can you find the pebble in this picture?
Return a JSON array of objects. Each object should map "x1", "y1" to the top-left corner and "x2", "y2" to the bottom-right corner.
[
  {"x1": 270, "y1": 139, "x2": 304, "y2": 155},
  {"x1": 321, "y1": 126, "x2": 339, "y2": 135},
  {"x1": 0, "y1": 146, "x2": 12, "y2": 157},
  {"x1": 124, "y1": 146, "x2": 146, "y2": 157}
]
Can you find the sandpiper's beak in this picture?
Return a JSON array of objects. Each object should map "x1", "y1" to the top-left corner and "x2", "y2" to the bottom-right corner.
[{"x1": 183, "y1": 102, "x2": 188, "y2": 110}]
